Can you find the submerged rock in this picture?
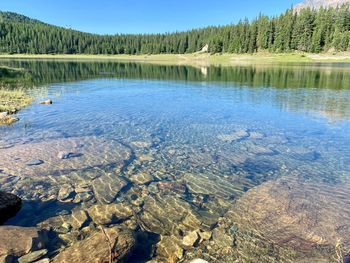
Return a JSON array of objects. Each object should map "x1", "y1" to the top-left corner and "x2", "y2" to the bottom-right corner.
[
  {"x1": 229, "y1": 177, "x2": 350, "y2": 260},
  {"x1": 18, "y1": 249, "x2": 48, "y2": 263},
  {"x1": 217, "y1": 129, "x2": 249, "y2": 142},
  {"x1": 0, "y1": 191, "x2": 22, "y2": 224},
  {"x1": 92, "y1": 174, "x2": 128, "y2": 204},
  {"x1": 52, "y1": 227, "x2": 135, "y2": 263},
  {"x1": 0, "y1": 226, "x2": 48, "y2": 257},
  {"x1": 182, "y1": 231, "x2": 200, "y2": 248},
  {"x1": 87, "y1": 203, "x2": 133, "y2": 225},
  {"x1": 25, "y1": 159, "x2": 44, "y2": 166},
  {"x1": 156, "y1": 235, "x2": 184, "y2": 262}
]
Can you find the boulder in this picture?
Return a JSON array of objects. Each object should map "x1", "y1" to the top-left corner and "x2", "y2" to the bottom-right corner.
[
  {"x1": 0, "y1": 192, "x2": 21, "y2": 224},
  {"x1": 52, "y1": 227, "x2": 135, "y2": 263},
  {"x1": 0, "y1": 226, "x2": 47, "y2": 257},
  {"x1": 18, "y1": 249, "x2": 48, "y2": 263}
]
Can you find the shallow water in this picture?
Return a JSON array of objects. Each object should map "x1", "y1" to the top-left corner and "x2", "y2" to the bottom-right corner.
[{"x1": 1, "y1": 60, "x2": 350, "y2": 262}]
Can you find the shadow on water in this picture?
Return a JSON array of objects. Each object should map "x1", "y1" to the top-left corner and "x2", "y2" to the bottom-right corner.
[{"x1": 5, "y1": 199, "x2": 78, "y2": 227}]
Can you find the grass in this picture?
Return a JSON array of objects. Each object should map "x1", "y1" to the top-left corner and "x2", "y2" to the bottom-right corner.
[
  {"x1": 0, "y1": 89, "x2": 33, "y2": 113},
  {"x1": 0, "y1": 66, "x2": 33, "y2": 124}
]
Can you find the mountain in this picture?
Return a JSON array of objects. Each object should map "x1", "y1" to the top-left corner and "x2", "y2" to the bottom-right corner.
[{"x1": 294, "y1": 0, "x2": 350, "y2": 11}]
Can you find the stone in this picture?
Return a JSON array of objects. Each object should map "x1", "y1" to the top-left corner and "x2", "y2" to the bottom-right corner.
[
  {"x1": 182, "y1": 231, "x2": 200, "y2": 248},
  {"x1": 184, "y1": 173, "x2": 243, "y2": 199},
  {"x1": 52, "y1": 227, "x2": 135, "y2": 263},
  {"x1": 18, "y1": 249, "x2": 48, "y2": 263},
  {"x1": 69, "y1": 209, "x2": 89, "y2": 230},
  {"x1": 39, "y1": 99, "x2": 52, "y2": 105},
  {"x1": 73, "y1": 192, "x2": 93, "y2": 203},
  {"x1": 198, "y1": 230, "x2": 212, "y2": 241},
  {"x1": 57, "y1": 151, "x2": 76, "y2": 160},
  {"x1": 0, "y1": 226, "x2": 47, "y2": 257},
  {"x1": 25, "y1": 159, "x2": 44, "y2": 166},
  {"x1": 190, "y1": 259, "x2": 209, "y2": 263},
  {"x1": 92, "y1": 174, "x2": 128, "y2": 204},
  {"x1": 0, "y1": 191, "x2": 21, "y2": 224},
  {"x1": 57, "y1": 184, "x2": 75, "y2": 202},
  {"x1": 249, "y1": 131, "x2": 265, "y2": 140},
  {"x1": 229, "y1": 177, "x2": 350, "y2": 259},
  {"x1": 33, "y1": 259, "x2": 50, "y2": 263},
  {"x1": 130, "y1": 141, "x2": 152, "y2": 148},
  {"x1": 129, "y1": 172, "x2": 154, "y2": 185},
  {"x1": 156, "y1": 236, "x2": 183, "y2": 262},
  {"x1": 0, "y1": 112, "x2": 7, "y2": 118},
  {"x1": 87, "y1": 203, "x2": 133, "y2": 225},
  {"x1": 217, "y1": 129, "x2": 249, "y2": 142}
]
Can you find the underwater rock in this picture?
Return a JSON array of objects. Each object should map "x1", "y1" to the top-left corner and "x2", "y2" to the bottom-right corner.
[
  {"x1": 229, "y1": 177, "x2": 350, "y2": 259},
  {"x1": 130, "y1": 141, "x2": 152, "y2": 148},
  {"x1": 0, "y1": 226, "x2": 48, "y2": 257},
  {"x1": 18, "y1": 249, "x2": 48, "y2": 263},
  {"x1": 184, "y1": 173, "x2": 243, "y2": 199},
  {"x1": 92, "y1": 174, "x2": 128, "y2": 204},
  {"x1": 26, "y1": 159, "x2": 44, "y2": 166},
  {"x1": 217, "y1": 129, "x2": 249, "y2": 142},
  {"x1": 156, "y1": 235, "x2": 184, "y2": 262},
  {"x1": 87, "y1": 203, "x2": 133, "y2": 225},
  {"x1": 52, "y1": 226, "x2": 135, "y2": 263},
  {"x1": 129, "y1": 172, "x2": 154, "y2": 185},
  {"x1": 182, "y1": 231, "x2": 200, "y2": 248},
  {"x1": 0, "y1": 191, "x2": 22, "y2": 224},
  {"x1": 57, "y1": 184, "x2": 75, "y2": 202}
]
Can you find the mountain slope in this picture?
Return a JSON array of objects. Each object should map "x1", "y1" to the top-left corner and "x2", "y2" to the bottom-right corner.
[
  {"x1": 0, "y1": 11, "x2": 45, "y2": 25},
  {"x1": 295, "y1": 0, "x2": 350, "y2": 11}
]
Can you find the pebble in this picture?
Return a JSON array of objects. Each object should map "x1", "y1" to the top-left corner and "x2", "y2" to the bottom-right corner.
[{"x1": 25, "y1": 159, "x2": 44, "y2": 166}]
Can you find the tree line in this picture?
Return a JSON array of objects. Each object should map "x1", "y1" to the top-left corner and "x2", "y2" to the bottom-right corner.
[{"x1": 0, "y1": 5, "x2": 349, "y2": 55}]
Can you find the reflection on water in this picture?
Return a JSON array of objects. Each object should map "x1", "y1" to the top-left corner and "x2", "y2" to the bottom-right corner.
[{"x1": 0, "y1": 60, "x2": 350, "y2": 262}]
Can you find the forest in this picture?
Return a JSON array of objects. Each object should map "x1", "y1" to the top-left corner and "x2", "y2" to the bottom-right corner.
[{"x1": 0, "y1": 5, "x2": 349, "y2": 55}]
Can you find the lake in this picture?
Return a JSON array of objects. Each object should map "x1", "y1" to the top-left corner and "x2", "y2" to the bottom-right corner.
[{"x1": 1, "y1": 60, "x2": 350, "y2": 262}]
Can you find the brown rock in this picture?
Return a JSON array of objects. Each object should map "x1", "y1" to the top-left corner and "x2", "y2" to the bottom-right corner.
[
  {"x1": 52, "y1": 227, "x2": 135, "y2": 263},
  {"x1": 39, "y1": 99, "x2": 52, "y2": 105},
  {"x1": 87, "y1": 203, "x2": 133, "y2": 225},
  {"x1": 0, "y1": 226, "x2": 47, "y2": 257}
]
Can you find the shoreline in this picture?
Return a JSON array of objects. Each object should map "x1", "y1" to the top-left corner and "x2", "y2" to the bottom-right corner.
[{"x1": 0, "y1": 52, "x2": 350, "y2": 66}]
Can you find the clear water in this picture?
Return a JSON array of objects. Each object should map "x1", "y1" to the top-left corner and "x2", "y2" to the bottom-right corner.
[{"x1": 1, "y1": 60, "x2": 350, "y2": 262}]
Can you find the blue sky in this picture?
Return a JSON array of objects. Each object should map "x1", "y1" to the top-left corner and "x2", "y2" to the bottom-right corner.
[{"x1": 0, "y1": 0, "x2": 301, "y2": 34}]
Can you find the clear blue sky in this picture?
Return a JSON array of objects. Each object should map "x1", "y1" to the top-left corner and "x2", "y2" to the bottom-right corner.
[{"x1": 0, "y1": 0, "x2": 301, "y2": 34}]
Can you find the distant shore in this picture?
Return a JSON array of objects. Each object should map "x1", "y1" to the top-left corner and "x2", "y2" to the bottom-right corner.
[{"x1": 1, "y1": 52, "x2": 350, "y2": 66}]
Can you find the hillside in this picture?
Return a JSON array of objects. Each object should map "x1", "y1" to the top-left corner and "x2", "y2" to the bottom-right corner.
[
  {"x1": 295, "y1": 0, "x2": 350, "y2": 10},
  {"x1": 0, "y1": 11, "x2": 45, "y2": 25},
  {"x1": 0, "y1": 5, "x2": 349, "y2": 55}
]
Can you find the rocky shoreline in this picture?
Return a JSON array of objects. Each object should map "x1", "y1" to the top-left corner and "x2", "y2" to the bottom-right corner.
[{"x1": 0, "y1": 130, "x2": 349, "y2": 262}]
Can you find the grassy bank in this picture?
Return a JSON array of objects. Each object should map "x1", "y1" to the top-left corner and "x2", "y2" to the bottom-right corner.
[
  {"x1": 0, "y1": 66, "x2": 33, "y2": 125},
  {"x1": 0, "y1": 52, "x2": 350, "y2": 66}
]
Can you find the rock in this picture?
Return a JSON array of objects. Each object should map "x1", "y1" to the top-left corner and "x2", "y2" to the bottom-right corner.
[
  {"x1": 25, "y1": 159, "x2": 44, "y2": 166},
  {"x1": 57, "y1": 151, "x2": 74, "y2": 160},
  {"x1": 0, "y1": 191, "x2": 22, "y2": 224},
  {"x1": 184, "y1": 173, "x2": 243, "y2": 199},
  {"x1": 249, "y1": 131, "x2": 264, "y2": 140},
  {"x1": 0, "y1": 112, "x2": 8, "y2": 119},
  {"x1": 0, "y1": 226, "x2": 47, "y2": 257},
  {"x1": 190, "y1": 259, "x2": 209, "y2": 263},
  {"x1": 92, "y1": 174, "x2": 128, "y2": 204},
  {"x1": 182, "y1": 231, "x2": 200, "y2": 248},
  {"x1": 39, "y1": 99, "x2": 52, "y2": 105},
  {"x1": 69, "y1": 209, "x2": 89, "y2": 230},
  {"x1": 156, "y1": 236, "x2": 183, "y2": 262},
  {"x1": 57, "y1": 184, "x2": 75, "y2": 202},
  {"x1": 198, "y1": 230, "x2": 212, "y2": 241},
  {"x1": 52, "y1": 227, "x2": 135, "y2": 263},
  {"x1": 87, "y1": 203, "x2": 133, "y2": 225},
  {"x1": 217, "y1": 129, "x2": 248, "y2": 142},
  {"x1": 229, "y1": 177, "x2": 350, "y2": 259},
  {"x1": 73, "y1": 192, "x2": 93, "y2": 203},
  {"x1": 130, "y1": 141, "x2": 152, "y2": 148},
  {"x1": 0, "y1": 113, "x2": 18, "y2": 125},
  {"x1": 129, "y1": 172, "x2": 154, "y2": 185},
  {"x1": 18, "y1": 249, "x2": 48, "y2": 263},
  {"x1": 33, "y1": 259, "x2": 49, "y2": 263}
]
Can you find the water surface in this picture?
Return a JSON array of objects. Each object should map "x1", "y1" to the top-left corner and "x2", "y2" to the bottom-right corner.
[{"x1": 0, "y1": 60, "x2": 350, "y2": 262}]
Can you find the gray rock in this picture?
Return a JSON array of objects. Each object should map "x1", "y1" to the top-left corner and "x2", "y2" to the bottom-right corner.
[
  {"x1": 57, "y1": 184, "x2": 75, "y2": 202},
  {"x1": 18, "y1": 249, "x2": 48, "y2": 263},
  {"x1": 25, "y1": 159, "x2": 44, "y2": 166}
]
